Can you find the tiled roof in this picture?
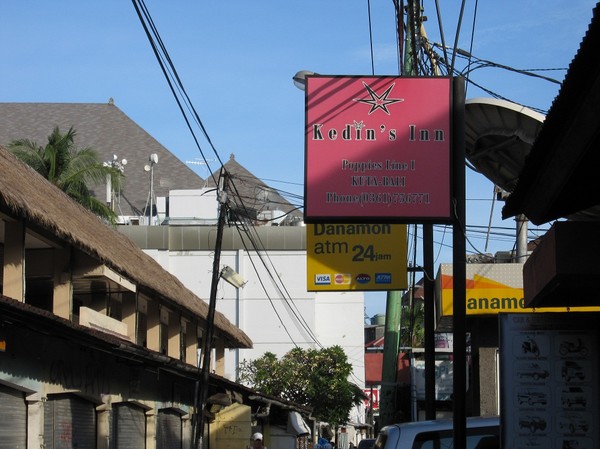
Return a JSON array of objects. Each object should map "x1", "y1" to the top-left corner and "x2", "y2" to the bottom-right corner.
[
  {"x1": 0, "y1": 101, "x2": 205, "y2": 216},
  {"x1": 207, "y1": 153, "x2": 303, "y2": 224}
]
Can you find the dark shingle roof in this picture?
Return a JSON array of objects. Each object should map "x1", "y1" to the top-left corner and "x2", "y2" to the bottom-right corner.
[
  {"x1": 207, "y1": 153, "x2": 303, "y2": 225},
  {"x1": 0, "y1": 101, "x2": 205, "y2": 216}
]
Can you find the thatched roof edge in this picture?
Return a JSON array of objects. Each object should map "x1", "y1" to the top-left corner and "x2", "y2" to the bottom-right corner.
[{"x1": 0, "y1": 145, "x2": 251, "y2": 348}]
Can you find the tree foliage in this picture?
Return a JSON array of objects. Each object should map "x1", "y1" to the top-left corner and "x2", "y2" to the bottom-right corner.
[
  {"x1": 400, "y1": 300, "x2": 425, "y2": 348},
  {"x1": 238, "y1": 346, "x2": 364, "y2": 426},
  {"x1": 9, "y1": 126, "x2": 122, "y2": 223}
]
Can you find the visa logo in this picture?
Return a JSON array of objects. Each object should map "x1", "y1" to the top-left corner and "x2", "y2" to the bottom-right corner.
[
  {"x1": 315, "y1": 274, "x2": 331, "y2": 285},
  {"x1": 375, "y1": 273, "x2": 392, "y2": 284}
]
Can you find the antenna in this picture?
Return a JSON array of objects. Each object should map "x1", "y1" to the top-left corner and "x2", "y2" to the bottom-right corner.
[{"x1": 186, "y1": 158, "x2": 216, "y2": 186}]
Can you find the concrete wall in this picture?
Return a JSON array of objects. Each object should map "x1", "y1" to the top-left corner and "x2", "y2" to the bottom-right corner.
[{"x1": 121, "y1": 225, "x2": 367, "y2": 423}]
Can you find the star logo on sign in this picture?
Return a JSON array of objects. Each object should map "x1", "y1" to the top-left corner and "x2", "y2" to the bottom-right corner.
[{"x1": 354, "y1": 82, "x2": 404, "y2": 115}]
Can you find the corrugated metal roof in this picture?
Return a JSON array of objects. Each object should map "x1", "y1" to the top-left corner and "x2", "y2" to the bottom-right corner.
[{"x1": 503, "y1": 3, "x2": 600, "y2": 224}]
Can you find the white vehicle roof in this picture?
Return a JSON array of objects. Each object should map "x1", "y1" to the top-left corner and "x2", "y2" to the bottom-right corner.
[{"x1": 377, "y1": 416, "x2": 499, "y2": 449}]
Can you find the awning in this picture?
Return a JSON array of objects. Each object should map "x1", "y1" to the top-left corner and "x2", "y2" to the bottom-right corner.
[
  {"x1": 287, "y1": 411, "x2": 311, "y2": 436},
  {"x1": 502, "y1": 5, "x2": 600, "y2": 224}
]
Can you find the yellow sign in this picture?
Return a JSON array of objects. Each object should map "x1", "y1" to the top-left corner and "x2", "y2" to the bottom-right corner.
[
  {"x1": 437, "y1": 263, "x2": 600, "y2": 316},
  {"x1": 307, "y1": 223, "x2": 407, "y2": 291}
]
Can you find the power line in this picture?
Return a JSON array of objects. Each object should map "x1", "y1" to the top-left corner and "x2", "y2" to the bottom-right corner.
[
  {"x1": 226, "y1": 177, "x2": 324, "y2": 348},
  {"x1": 131, "y1": 0, "x2": 225, "y2": 185},
  {"x1": 132, "y1": 1, "x2": 331, "y2": 355}
]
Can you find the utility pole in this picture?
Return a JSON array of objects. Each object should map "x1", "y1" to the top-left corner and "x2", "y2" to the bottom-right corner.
[
  {"x1": 423, "y1": 224, "x2": 435, "y2": 419},
  {"x1": 193, "y1": 168, "x2": 228, "y2": 449},
  {"x1": 380, "y1": 0, "x2": 439, "y2": 426},
  {"x1": 379, "y1": 290, "x2": 402, "y2": 427},
  {"x1": 515, "y1": 214, "x2": 528, "y2": 262}
]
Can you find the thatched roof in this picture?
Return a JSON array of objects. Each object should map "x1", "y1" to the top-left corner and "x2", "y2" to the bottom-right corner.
[{"x1": 0, "y1": 144, "x2": 251, "y2": 348}]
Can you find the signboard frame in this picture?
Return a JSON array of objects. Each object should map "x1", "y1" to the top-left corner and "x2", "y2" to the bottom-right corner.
[
  {"x1": 499, "y1": 312, "x2": 600, "y2": 449},
  {"x1": 303, "y1": 75, "x2": 453, "y2": 224},
  {"x1": 436, "y1": 263, "x2": 600, "y2": 319},
  {"x1": 306, "y1": 223, "x2": 407, "y2": 291}
]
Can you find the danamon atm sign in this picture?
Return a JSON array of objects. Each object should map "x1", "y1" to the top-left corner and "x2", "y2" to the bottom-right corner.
[{"x1": 307, "y1": 223, "x2": 407, "y2": 292}]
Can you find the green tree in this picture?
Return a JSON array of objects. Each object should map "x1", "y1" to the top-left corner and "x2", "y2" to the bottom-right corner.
[
  {"x1": 238, "y1": 346, "x2": 364, "y2": 427},
  {"x1": 9, "y1": 126, "x2": 122, "y2": 223},
  {"x1": 400, "y1": 300, "x2": 425, "y2": 348}
]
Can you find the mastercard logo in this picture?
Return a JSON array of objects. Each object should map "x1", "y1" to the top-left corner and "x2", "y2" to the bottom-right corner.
[{"x1": 334, "y1": 274, "x2": 351, "y2": 285}]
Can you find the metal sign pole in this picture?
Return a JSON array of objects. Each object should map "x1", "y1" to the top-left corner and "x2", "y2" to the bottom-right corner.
[{"x1": 452, "y1": 76, "x2": 467, "y2": 449}]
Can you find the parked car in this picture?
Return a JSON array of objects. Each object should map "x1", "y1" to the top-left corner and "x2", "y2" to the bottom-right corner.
[
  {"x1": 517, "y1": 390, "x2": 547, "y2": 406},
  {"x1": 518, "y1": 415, "x2": 547, "y2": 433},
  {"x1": 559, "y1": 415, "x2": 589, "y2": 434},
  {"x1": 562, "y1": 439, "x2": 580, "y2": 449},
  {"x1": 374, "y1": 416, "x2": 499, "y2": 449},
  {"x1": 516, "y1": 363, "x2": 550, "y2": 381},
  {"x1": 357, "y1": 438, "x2": 376, "y2": 449},
  {"x1": 561, "y1": 361, "x2": 585, "y2": 382},
  {"x1": 561, "y1": 387, "x2": 587, "y2": 408}
]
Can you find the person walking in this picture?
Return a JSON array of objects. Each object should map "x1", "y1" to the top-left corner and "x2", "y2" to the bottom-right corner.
[{"x1": 250, "y1": 432, "x2": 267, "y2": 449}]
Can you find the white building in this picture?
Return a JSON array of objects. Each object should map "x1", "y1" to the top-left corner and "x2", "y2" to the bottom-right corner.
[
  {"x1": 0, "y1": 102, "x2": 369, "y2": 429},
  {"x1": 120, "y1": 184, "x2": 368, "y2": 426}
]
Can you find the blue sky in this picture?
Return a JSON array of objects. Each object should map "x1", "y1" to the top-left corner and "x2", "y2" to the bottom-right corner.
[{"x1": 1, "y1": 1, "x2": 596, "y2": 316}]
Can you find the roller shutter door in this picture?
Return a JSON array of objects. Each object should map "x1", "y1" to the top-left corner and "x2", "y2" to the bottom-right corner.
[
  {"x1": 0, "y1": 384, "x2": 27, "y2": 449},
  {"x1": 113, "y1": 403, "x2": 146, "y2": 449},
  {"x1": 44, "y1": 394, "x2": 96, "y2": 449},
  {"x1": 157, "y1": 409, "x2": 182, "y2": 449}
]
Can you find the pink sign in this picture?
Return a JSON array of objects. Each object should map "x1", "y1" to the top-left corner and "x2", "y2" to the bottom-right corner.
[{"x1": 304, "y1": 76, "x2": 451, "y2": 222}]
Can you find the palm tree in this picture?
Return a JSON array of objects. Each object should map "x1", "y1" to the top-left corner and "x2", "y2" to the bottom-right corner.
[{"x1": 9, "y1": 126, "x2": 122, "y2": 224}]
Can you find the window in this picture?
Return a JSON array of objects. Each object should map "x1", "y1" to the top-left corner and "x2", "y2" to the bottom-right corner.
[{"x1": 413, "y1": 426, "x2": 498, "y2": 449}]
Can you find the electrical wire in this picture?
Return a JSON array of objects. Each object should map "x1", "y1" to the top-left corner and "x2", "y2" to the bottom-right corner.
[
  {"x1": 484, "y1": 185, "x2": 496, "y2": 253},
  {"x1": 427, "y1": 40, "x2": 564, "y2": 114},
  {"x1": 433, "y1": 0, "x2": 449, "y2": 71},
  {"x1": 393, "y1": 0, "x2": 404, "y2": 75},
  {"x1": 463, "y1": 0, "x2": 479, "y2": 97},
  {"x1": 449, "y1": 0, "x2": 467, "y2": 74},
  {"x1": 367, "y1": 0, "x2": 375, "y2": 75},
  {"x1": 434, "y1": 224, "x2": 450, "y2": 265},
  {"x1": 131, "y1": 0, "x2": 224, "y2": 186},
  {"x1": 226, "y1": 176, "x2": 324, "y2": 347},
  {"x1": 131, "y1": 0, "x2": 328, "y2": 354},
  {"x1": 131, "y1": 0, "x2": 559, "y2": 378}
]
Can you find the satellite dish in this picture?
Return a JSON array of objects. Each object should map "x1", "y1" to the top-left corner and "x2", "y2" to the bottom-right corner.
[
  {"x1": 150, "y1": 153, "x2": 159, "y2": 164},
  {"x1": 465, "y1": 98, "x2": 545, "y2": 193},
  {"x1": 144, "y1": 164, "x2": 151, "y2": 172}
]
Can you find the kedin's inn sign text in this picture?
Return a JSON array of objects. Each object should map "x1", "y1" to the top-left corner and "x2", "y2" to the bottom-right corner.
[{"x1": 304, "y1": 76, "x2": 452, "y2": 222}]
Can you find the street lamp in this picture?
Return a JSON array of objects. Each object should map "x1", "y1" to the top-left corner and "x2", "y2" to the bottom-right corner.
[
  {"x1": 144, "y1": 153, "x2": 159, "y2": 225},
  {"x1": 220, "y1": 265, "x2": 247, "y2": 289},
  {"x1": 292, "y1": 70, "x2": 317, "y2": 91}
]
